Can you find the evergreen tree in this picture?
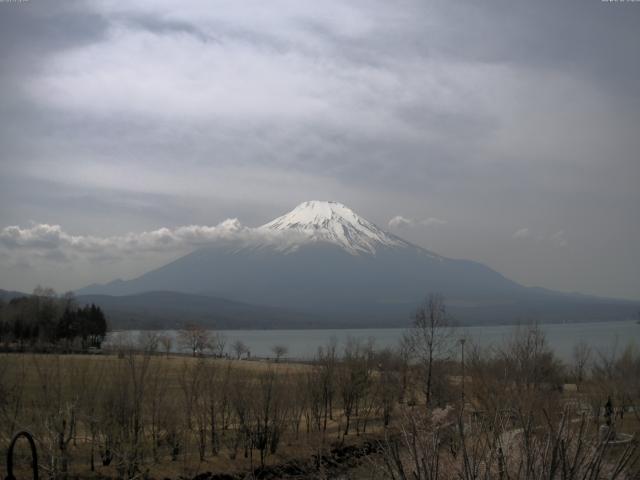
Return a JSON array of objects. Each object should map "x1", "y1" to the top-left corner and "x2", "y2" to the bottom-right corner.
[{"x1": 2, "y1": 290, "x2": 108, "y2": 351}]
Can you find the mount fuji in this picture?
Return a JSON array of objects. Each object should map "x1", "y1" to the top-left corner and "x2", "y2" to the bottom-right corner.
[
  {"x1": 77, "y1": 201, "x2": 638, "y2": 327},
  {"x1": 259, "y1": 200, "x2": 409, "y2": 254}
]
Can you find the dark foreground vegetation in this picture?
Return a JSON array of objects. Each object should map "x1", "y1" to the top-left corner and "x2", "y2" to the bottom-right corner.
[
  {"x1": 0, "y1": 294, "x2": 639, "y2": 479},
  {"x1": 0, "y1": 287, "x2": 107, "y2": 351}
]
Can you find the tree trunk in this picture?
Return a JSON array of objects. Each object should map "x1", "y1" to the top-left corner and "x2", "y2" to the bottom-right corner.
[{"x1": 426, "y1": 349, "x2": 433, "y2": 407}]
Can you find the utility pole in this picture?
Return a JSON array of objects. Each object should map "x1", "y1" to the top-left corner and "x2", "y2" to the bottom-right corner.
[
  {"x1": 460, "y1": 338, "x2": 466, "y2": 407},
  {"x1": 459, "y1": 337, "x2": 467, "y2": 437}
]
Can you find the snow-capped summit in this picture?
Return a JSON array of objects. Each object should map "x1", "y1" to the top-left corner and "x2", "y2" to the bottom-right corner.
[{"x1": 259, "y1": 200, "x2": 407, "y2": 255}]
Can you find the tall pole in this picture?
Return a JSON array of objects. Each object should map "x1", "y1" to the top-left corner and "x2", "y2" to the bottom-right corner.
[{"x1": 460, "y1": 338, "x2": 466, "y2": 407}]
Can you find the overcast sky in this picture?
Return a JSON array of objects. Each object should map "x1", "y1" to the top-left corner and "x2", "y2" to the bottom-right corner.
[{"x1": 0, "y1": 0, "x2": 638, "y2": 300}]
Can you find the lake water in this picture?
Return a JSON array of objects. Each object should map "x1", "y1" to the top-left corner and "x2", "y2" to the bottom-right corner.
[{"x1": 111, "y1": 320, "x2": 640, "y2": 363}]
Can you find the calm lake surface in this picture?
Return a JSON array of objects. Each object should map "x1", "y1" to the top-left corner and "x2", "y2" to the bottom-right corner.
[{"x1": 112, "y1": 320, "x2": 640, "y2": 362}]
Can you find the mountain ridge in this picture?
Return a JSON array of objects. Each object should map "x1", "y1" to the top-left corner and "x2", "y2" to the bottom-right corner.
[{"x1": 75, "y1": 201, "x2": 640, "y2": 326}]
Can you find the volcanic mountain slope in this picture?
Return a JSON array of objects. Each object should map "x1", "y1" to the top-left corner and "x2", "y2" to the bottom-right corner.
[{"x1": 78, "y1": 201, "x2": 639, "y2": 326}]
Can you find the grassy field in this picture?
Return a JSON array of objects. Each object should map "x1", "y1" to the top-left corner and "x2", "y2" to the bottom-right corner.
[
  {"x1": 0, "y1": 351, "x2": 385, "y2": 479},
  {"x1": 2, "y1": 335, "x2": 639, "y2": 480}
]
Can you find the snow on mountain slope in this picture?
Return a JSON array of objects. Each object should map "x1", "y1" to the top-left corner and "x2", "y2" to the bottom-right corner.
[{"x1": 259, "y1": 200, "x2": 409, "y2": 255}]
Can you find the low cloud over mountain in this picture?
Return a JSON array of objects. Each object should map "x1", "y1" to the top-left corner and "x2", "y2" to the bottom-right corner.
[{"x1": 0, "y1": 219, "x2": 310, "y2": 262}]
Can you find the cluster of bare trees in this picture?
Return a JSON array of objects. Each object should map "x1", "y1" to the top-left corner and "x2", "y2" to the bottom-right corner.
[
  {"x1": 380, "y1": 321, "x2": 640, "y2": 479},
  {"x1": 0, "y1": 337, "x2": 412, "y2": 479},
  {"x1": 126, "y1": 325, "x2": 227, "y2": 359},
  {"x1": 1, "y1": 294, "x2": 639, "y2": 479},
  {"x1": 381, "y1": 404, "x2": 639, "y2": 480}
]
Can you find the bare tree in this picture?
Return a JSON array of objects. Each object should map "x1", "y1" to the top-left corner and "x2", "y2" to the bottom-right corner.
[
  {"x1": 138, "y1": 331, "x2": 160, "y2": 353},
  {"x1": 572, "y1": 341, "x2": 592, "y2": 391},
  {"x1": 178, "y1": 358, "x2": 208, "y2": 461},
  {"x1": 337, "y1": 338, "x2": 373, "y2": 436},
  {"x1": 159, "y1": 334, "x2": 173, "y2": 358},
  {"x1": 210, "y1": 332, "x2": 227, "y2": 357},
  {"x1": 74, "y1": 356, "x2": 106, "y2": 472},
  {"x1": 500, "y1": 323, "x2": 564, "y2": 393},
  {"x1": 232, "y1": 339, "x2": 249, "y2": 360},
  {"x1": 178, "y1": 324, "x2": 211, "y2": 357},
  {"x1": 397, "y1": 334, "x2": 413, "y2": 404},
  {"x1": 32, "y1": 355, "x2": 77, "y2": 478},
  {"x1": 374, "y1": 349, "x2": 402, "y2": 427},
  {"x1": 409, "y1": 293, "x2": 453, "y2": 407},
  {"x1": 144, "y1": 358, "x2": 169, "y2": 463},
  {"x1": 317, "y1": 338, "x2": 338, "y2": 431},
  {"x1": 271, "y1": 344, "x2": 288, "y2": 362},
  {"x1": 250, "y1": 368, "x2": 289, "y2": 467},
  {"x1": 467, "y1": 324, "x2": 563, "y2": 421}
]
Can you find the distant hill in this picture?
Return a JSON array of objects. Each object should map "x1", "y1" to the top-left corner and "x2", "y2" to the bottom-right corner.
[
  {"x1": 0, "y1": 289, "x2": 29, "y2": 301},
  {"x1": 75, "y1": 291, "x2": 320, "y2": 330},
  {"x1": 72, "y1": 290, "x2": 640, "y2": 330},
  {"x1": 1, "y1": 288, "x2": 323, "y2": 330}
]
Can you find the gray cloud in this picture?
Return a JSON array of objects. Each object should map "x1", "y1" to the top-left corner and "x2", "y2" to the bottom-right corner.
[
  {"x1": 512, "y1": 228, "x2": 568, "y2": 248},
  {"x1": 550, "y1": 230, "x2": 568, "y2": 248},
  {"x1": 0, "y1": 0, "x2": 638, "y2": 298}
]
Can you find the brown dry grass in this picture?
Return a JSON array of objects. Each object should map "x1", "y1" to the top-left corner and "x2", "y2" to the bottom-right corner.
[{"x1": 0, "y1": 352, "x2": 381, "y2": 480}]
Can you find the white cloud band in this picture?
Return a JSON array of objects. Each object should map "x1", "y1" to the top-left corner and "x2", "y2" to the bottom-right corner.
[
  {"x1": 388, "y1": 215, "x2": 447, "y2": 229},
  {"x1": 0, "y1": 220, "x2": 309, "y2": 261}
]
